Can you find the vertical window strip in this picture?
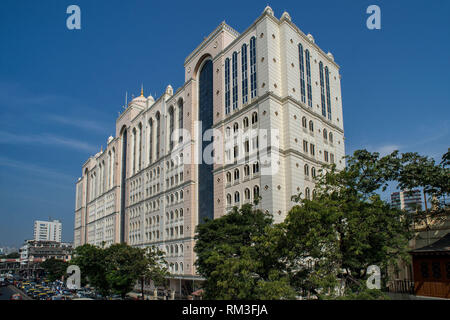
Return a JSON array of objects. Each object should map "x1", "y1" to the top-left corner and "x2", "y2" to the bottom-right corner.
[
  {"x1": 241, "y1": 44, "x2": 248, "y2": 105},
  {"x1": 298, "y1": 44, "x2": 306, "y2": 103},
  {"x1": 225, "y1": 58, "x2": 230, "y2": 114},
  {"x1": 232, "y1": 51, "x2": 238, "y2": 110},
  {"x1": 169, "y1": 108, "x2": 174, "y2": 151},
  {"x1": 319, "y1": 62, "x2": 326, "y2": 117},
  {"x1": 156, "y1": 114, "x2": 160, "y2": 159},
  {"x1": 149, "y1": 120, "x2": 153, "y2": 164},
  {"x1": 305, "y1": 50, "x2": 312, "y2": 107},
  {"x1": 250, "y1": 37, "x2": 257, "y2": 99},
  {"x1": 325, "y1": 66, "x2": 332, "y2": 120}
]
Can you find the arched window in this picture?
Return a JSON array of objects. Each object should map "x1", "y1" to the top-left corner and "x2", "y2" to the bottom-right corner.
[
  {"x1": 226, "y1": 171, "x2": 232, "y2": 183},
  {"x1": 234, "y1": 168, "x2": 240, "y2": 181},
  {"x1": 311, "y1": 167, "x2": 316, "y2": 178},
  {"x1": 305, "y1": 187, "x2": 311, "y2": 200},
  {"x1": 244, "y1": 188, "x2": 251, "y2": 200},
  {"x1": 243, "y1": 117, "x2": 249, "y2": 128},
  {"x1": 304, "y1": 163, "x2": 309, "y2": 176},
  {"x1": 233, "y1": 122, "x2": 239, "y2": 133},
  {"x1": 178, "y1": 99, "x2": 184, "y2": 142},
  {"x1": 225, "y1": 58, "x2": 231, "y2": 114},
  {"x1": 302, "y1": 116, "x2": 307, "y2": 128},
  {"x1": 312, "y1": 189, "x2": 317, "y2": 199},
  {"x1": 169, "y1": 106, "x2": 174, "y2": 151},
  {"x1": 148, "y1": 119, "x2": 153, "y2": 164},
  {"x1": 323, "y1": 128, "x2": 328, "y2": 140},
  {"x1": 309, "y1": 120, "x2": 314, "y2": 132},
  {"x1": 325, "y1": 66, "x2": 331, "y2": 120},
  {"x1": 138, "y1": 123, "x2": 143, "y2": 171},
  {"x1": 234, "y1": 191, "x2": 240, "y2": 203},
  {"x1": 132, "y1": 128, "x2": 137, "y2": 174},
  {"x1": 241, "y1": 43, "x2": 248, "y2": 104},
  {"x1": 244, "y1": 165, "x2": 250, "y2": 176},
  {"x1": 250, "y1": 37, "x2": 257, "y2": 98},
  {"x1": 319, "y1": 62, "x2": 326, "y2": 117},
  {"x1": 253, "y1": 185, "x2": 260, "y2": 199},
  {"x1": 232, "y1": 51, "x2": 238, "y2": 110},
  {"x1": 252, "y1": 112, "x2": 258, "y2": 124},
  {"x1": 226, "y1": 126, "x2": 231, "y2": 137},
  {"x1": 253, "y1": 162, "x2": 259, "y2": 174},
  {"x1": 156, "y1": 112, "x2": 161, "y2": 159},
  {"x1": 227, "y1": 193, "x2": 232, "y2": 205},
  {"x1": 298, "y1": 43, "x2": 306, "y2": 104},
  {"x1": 329, "y1": 132, "x2": 333, "y2": 143},
  {"x1": 305, "y1": 49, "x2": 312, "y2": 107}
]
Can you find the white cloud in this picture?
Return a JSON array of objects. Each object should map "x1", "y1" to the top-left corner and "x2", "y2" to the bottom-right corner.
[
  {"x1": 46, "y1": 114, "x2": 108, "y2": 133},
  {"x1": 0, "y1": 156, "x2": 75, "y2": 183},
  {"x1": 0, "y1": 131, "x2": 98, "y2": 153}
]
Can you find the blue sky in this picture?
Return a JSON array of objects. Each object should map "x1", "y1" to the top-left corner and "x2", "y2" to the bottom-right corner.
[{"x1": 0, "y1": 0, "x2": 449, "y2": 248}]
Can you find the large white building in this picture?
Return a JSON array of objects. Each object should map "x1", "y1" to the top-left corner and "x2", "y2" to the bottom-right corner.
[
  {"x1": 74, "y1": 7, "x2": 345, "y2": 295},
  {"x1": 34, "y1": 219, "x2": 62, "y2": 242}
]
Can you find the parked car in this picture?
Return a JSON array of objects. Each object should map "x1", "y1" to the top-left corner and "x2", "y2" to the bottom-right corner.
[{"x1": 10, "y1": 294, "x2": 23, "y2": 300}]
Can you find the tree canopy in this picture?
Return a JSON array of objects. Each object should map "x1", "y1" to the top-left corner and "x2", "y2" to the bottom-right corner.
[{"x1": 194, "y1": 148, "x2": 449, "y2": 299}]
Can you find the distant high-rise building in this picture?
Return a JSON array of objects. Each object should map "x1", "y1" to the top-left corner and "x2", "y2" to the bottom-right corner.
[
  {"x1": 34, "y1": 219, "x2": 62, "y2": 242},
  {"x1": 391, "y1": 190, "x2": 422, "y2": 213}
]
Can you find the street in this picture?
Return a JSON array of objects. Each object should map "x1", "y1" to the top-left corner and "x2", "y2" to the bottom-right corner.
[{"x1": 0, "y1": 286, "x2": 15, "y2": 300}]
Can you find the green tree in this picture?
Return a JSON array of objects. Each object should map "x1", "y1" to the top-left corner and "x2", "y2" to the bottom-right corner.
[
  {"x1": 194, "y1": 204, "x2": 296, "y2": 299},
  {"x1": 41, "y1": 258, "x2": 69, "y2": 282},
  {"x1": 71, "y1": 244, "x2": 110, "y2": 296}
]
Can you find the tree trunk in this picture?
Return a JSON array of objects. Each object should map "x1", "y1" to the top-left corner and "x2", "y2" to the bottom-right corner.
[{"x1": 141, "y1": 277, "x2": 144, "y2": 300}]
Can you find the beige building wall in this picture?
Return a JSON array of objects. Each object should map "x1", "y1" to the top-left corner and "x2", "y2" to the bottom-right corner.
[{"x1": 74, "y1": 6, "x2": 346, "y2": 289}]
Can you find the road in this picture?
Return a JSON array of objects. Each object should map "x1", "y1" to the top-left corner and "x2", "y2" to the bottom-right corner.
[{"x1": 0, "y1": 285, "x2": 15, "y2": 300}]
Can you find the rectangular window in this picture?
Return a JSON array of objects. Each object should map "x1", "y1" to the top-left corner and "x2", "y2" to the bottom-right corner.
[
  {"x1": 250, "y1": 37, "x2": 257, "y2": 99},
  {"x1": 298, "y1": 44, "x2": 306, "y2": 104},
  {"x1": 303, "y1": 140, "x2": 308, "y2": 153},
  {"x1": 305, "y1": 50, "x2": 312, "y2": 107},
  {"x1": 241, "y1": 44, "x2": 248, "y2": 104},
  {"x1": 325, "y1": 67, "x2": 332, "y2": 120},
  {"x1": 310, "y1": 144, "x2": 315, "y2": 156},
  {"x1": 232, "y1": 52, "x2": 238, "y2": 110},
  {"x1": 324, "y1": 151, "x2": 329, "y2": 162},
  {"x1": 225, "y1": 58, "x2": 231, "y2": 114},
  {"x1": 319, "y1": 62, "x2": 326, "y2": 117}
]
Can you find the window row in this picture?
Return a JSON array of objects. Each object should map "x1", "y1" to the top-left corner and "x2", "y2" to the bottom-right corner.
[
  {"x1": 226, "y1": 185, "x2": 260, "y2": 205},
  {"x1": 225, "y1": 163, "x2": 260, "y2": 184},
  {"x1": 225, "y1": 37, "x2": 257, "y2": 115}
]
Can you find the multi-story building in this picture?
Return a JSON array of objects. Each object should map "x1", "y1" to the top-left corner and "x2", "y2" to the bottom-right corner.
[
  {"x1": 34, "y1": 219, "x2": 62, "y2": 242},
  {"x1": 391, "y1": 190, "x2": 423, "y2": 213},
  {"x1": 74, "y1": 7, "x2": 345, "y2": 293},
  {"x1": 19, "y1": 240, "x2": 72, "y2": 266}
]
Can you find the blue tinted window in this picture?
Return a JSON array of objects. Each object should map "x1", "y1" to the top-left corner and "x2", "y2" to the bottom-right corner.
[
  {"x1": 319, "y1": 62, "x2": 326, "y2": 117},
  {"x1": 298, "y1": 43, "x2": 306, "y2": 103},
  {"x1": 241, "y1": 44, "x2": 248, "y2": 104},
  {"x1": 232, "y1": 51, "x2": 238, "y2": 110},
  {"x1": 250, "y1": 37, "x2": 257, "y2": 98},
  {"x1": 325, "y1": 66, "x2": 332, "y2": 120},
  {"x1": 305, "y1": 49, "x2": 312, "y2": 107},
  {"x1": 225, "y1": 58, "x2": 230, "y2": 114},
  {"x1": 198, "y1": 60, "x2": 214, "y2": 222}
]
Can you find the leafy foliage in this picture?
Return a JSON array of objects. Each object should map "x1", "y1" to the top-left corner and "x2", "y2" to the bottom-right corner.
[
  {"x1": 71, "y1": 243, "x2": 168, "y2": 298},
  {"x1": 195, "y1": 204, "x2": 296, "y2": 299},
  {"x1": 41, "y1": 258, "x2": 69, "y2": 282},
  {"x1": 194, "y1": 148, "x2": 449, "y2": 299}
]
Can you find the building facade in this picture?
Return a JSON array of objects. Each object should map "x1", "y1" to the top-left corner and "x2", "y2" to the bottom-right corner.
[
  {"x1": 34, "y1": 219, "x2": 62, "y2": 242},
  {"x1": 391, "y1": 190, "x2": 423, "y2": 213},
  {"x1": 19, "y1": 240, "x2": 72, "y2": 266},
  {"x1": 74, "y1": 7, "x2": 345, "y2": 293}
]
